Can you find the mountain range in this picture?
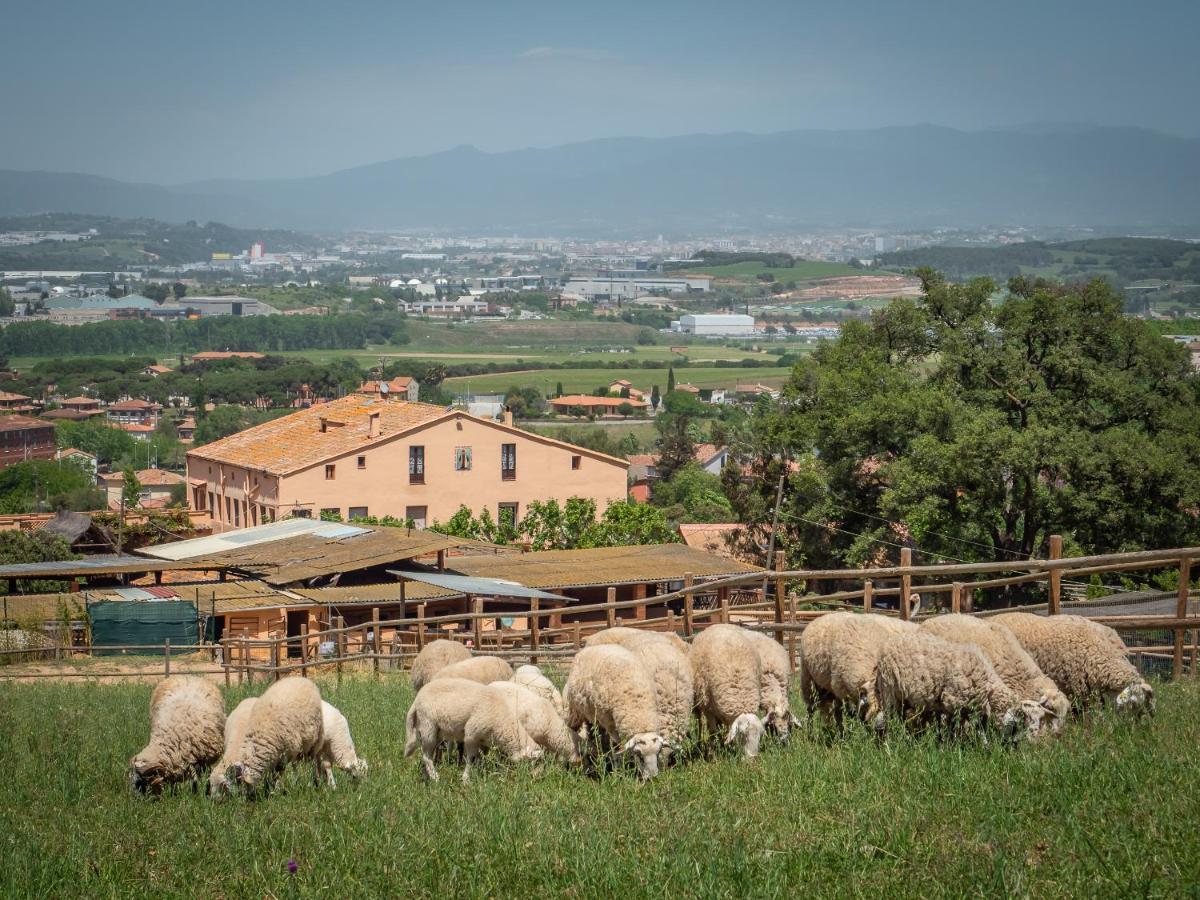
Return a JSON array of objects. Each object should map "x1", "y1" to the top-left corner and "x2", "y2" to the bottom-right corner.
[{"x1": 1, "y1": 125, "x2": 1197, "y2": 233}]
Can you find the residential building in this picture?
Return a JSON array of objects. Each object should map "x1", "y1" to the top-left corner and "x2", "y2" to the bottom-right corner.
[
  {"x1": 673, "y1": 314, "x2": 755, "y2": 336},
  {"x1": 0, "y1": 391, "x2": 36, "y2": 414},
  {"x1": 359, "y1": 376, "x2": 420, "y2": 403},
  {"x1": 0, "y1": 416, "x2": 56, "y2": 469},
  {"x1": 58, "y1": 396, "x2": 102, "y2": 414},
  {"x1": 607, "y1": 380, "x2": 648, "y2": 401},
  {"x1": 57, "y1": 447, "x2": 98, "y2": 477},
  {"x1": 101, "y1": 468, "x2": 185, "y2": 509},
  {"x1": 40, "y1": 408, "x2": 97, "y2": 422},
  {"x1": 106, "y1": 399, "x2": 161, "y2": 426},
  {"x1": 177, "y1": 417, "x2": 197, "y2": 442},
  {"x1": 734, "y1": 383, "x2": 781, "y2": 401},
  {"x1": 143, "y1": 364, "x2": 173, "y2": 377},
  {"x1": 185, "y1": 395, "x2": 629, "y2": 531},
  {"x1": 549, "y1": 395, "x2": 650, "y2": 416}
]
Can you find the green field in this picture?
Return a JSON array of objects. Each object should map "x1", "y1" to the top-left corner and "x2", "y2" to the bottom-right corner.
[
  {"x1": 1, "y1": 674, "x2": 1196, "y2": 897},
  {"x1": 675, "y1": 260, "x2": 862, "y2": 282},
  {"x1": 445, "y1": 365, "x2": 791, "y2": 396}
]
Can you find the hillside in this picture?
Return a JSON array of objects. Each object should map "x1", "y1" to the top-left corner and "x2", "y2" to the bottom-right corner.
[{"x1": 1, "y1": 125, "x2": 1198, "y2": 232}]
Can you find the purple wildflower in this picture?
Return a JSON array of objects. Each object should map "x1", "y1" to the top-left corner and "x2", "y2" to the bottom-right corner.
[{"x1": 286, "y1": 859, "x2": 299, "y2": 875}]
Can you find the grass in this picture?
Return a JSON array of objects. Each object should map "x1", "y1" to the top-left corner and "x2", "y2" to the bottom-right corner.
[
  {"x1": 673, "y1": 260, "x2": 862, "y2": 282},
  {"x1": 1, "y1": 675, "x2": 1198, "y2": 897},
  {"x1": 445, "y1": 366, "x2": 791, "y2": 395}
]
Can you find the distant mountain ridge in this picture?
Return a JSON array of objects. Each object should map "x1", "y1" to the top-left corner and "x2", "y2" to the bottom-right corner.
[{"x1": 1, "y1": 124, "x2": 1197, "y2": 232}]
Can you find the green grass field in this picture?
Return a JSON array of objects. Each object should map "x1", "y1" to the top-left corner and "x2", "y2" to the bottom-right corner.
[
  {"x1": 445, "y1": 365, "x2": 791, "y2": 395},
  {"x1": 1, "y1": 674, "x2": 1196, "y2": 897},
  {"x1": 674, "y1": 260, "x2": 862, "y2": 282}
]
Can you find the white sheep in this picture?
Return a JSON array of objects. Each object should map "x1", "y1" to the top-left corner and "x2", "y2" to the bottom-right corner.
[
  {"x1": 129, "y1": 675, "x2": 226, "y2": 795},
  {"x1": 799, "y1": 611, "x2": 917, "y2": 725},
  {"x1": 319, "y1": 700, "x2": 368, "y2": 788},
  {"x1": 511, "y1": 664, "x2": 565, "y2": 715},
  {"x1": 404, "y1": 677, "x2": 543, "y2": 782},
  {"x1": 208, "y1": 697, "x2": 257, "y2": 797},
  {"x1": 410, "y1": 638, "x2": 472, "y2": 691},
  {"x1": 922, "y1": 614, "x2": 1070, "y2": 732},
  {"x1": 231, "y1": 676, "x2": 325, "y2": 792},
  {"x1": 873, "y1": 630, "x2": 1049, "y2": 742},
  {"x1": 585, "y1": 625, "x2": 690, "y2": 656},
  {"x1": 743, "y1": 630, "x2": 800, "y2": 741},
  {"x1": 487, "y1": 680, "x2": 581, "y2": 764},
  {"x1": 563, "y1": 644, "x2": 667, "y2": 780},
  {"x1": 624, "y1": 633, "x2": 694, "y2": 760},
  {"x1": 991, "y1": 612, "x2": 1154, "y2": 715},
  {"x1": 689, "y1": 624, "x2": 765, "y2": 759},
  {"x1": 431, "y1": 655, "x2": 514, "y2": 685}
]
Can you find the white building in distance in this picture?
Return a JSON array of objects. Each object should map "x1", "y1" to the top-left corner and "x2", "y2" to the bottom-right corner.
[
  {"x1": 562, "y1": 275, "x2": 710, "y2": 303},
  {"x1": 674, "y1": 314, "x2": 755, "y2": 336}
]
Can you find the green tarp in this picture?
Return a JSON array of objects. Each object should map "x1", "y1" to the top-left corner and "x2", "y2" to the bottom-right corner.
[{"x1": 90, "y1": 601, "x2": 199, "y2": 654}]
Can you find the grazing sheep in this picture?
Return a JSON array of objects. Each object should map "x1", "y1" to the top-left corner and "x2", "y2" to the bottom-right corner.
[
  {"x1": 799, "y1": 612, "x2": 917, "y2": 725},
  {"x1": 208, "y1": 697, "x2": 257, "y2": 797},
  {"x1": 404, "y1": 678, "x2": 543, "y2": 782},
  {"x1": 585, "y1": 625, "x2": 690, "y2": 656},
  {"x1": 624, "y1": 633, "x2": 694, "y2": 758},
  {"x1": 922, "y1": 614, "x2": 1070, "y2": 732},
  {"x1": 410, "y1": 639, "x2": 472, "y2": 691},
  {"x1": 488, "y1": 680, "x2": 581, "y2": 764},
  {"x1": 129, "y1": 675, "x2": 225, "y2": 795},
  {"x1": 511, "y1": 664, "x2": 565, "y2": 715},
  {"x1": 431, "y1": 655, "x2": 514, "y2": 685},
  {"x1": 319, "y1": 701, "x2": 368, "y2": 788},
  {"x1": 743, "y1": 630, "x2": 800, "y2": 742},
  {"x1": 690, "y1": 624, "x2": 766, "y2": 759},
  {"x1": 231, "y1": 676, "x2": 325, "y2": 792},
  {"x1": 991, "y1": 613, "x2": 1154, "y2": 715},
  {"x1": 563, "y1": 644, "x2": 667, "y2": 780},
  {"x1": 873, "y1": 630, "x2": 1049, "y2": 742}
]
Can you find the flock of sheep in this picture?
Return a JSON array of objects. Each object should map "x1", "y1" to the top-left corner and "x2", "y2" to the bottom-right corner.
[{"x1": 127, "y1": 610, "x2": 1156, "y2": 793}]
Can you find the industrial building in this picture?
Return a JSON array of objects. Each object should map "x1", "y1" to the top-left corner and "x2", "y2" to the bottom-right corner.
[
  {"x1": 672, "y1": 314, "x2": 756, "y2": 336},
  {"x1": 562, "y1": 275, "x2": 710, "y2": 303}
]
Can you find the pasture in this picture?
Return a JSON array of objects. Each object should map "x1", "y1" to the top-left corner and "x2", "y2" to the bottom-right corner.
[
  {"x1": 673, "y1": 260, "x2": 862, "y2": 282},
  {"x1": 2, "y1": 675, "x2": 1197, "y2": 897},
  {"x1": 444, "y1": 365, "x2": 791, "y2": 396}
]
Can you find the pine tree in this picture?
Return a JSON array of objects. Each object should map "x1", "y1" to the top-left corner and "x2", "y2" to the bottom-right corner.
[
  {"x1": 650, "y1": 384, "x2": 661, "y2": 410},
  {"x1": 667, "y1": 367, "x2": 676, "y2": 393}
]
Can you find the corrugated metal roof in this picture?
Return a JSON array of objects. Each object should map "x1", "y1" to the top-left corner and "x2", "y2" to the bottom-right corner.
[
  {"x1": 139, "y1": 518, "x2": 372, "y2": 561},
  {"x1": 388, "y1": 570, "x2": 572, "y2": 601},
  {"x1": 0, "y1": 555, "x2": 224, "y2": 579},
  {"x1": 294, "y1": 581, "x2": 459, "y2": 605}
]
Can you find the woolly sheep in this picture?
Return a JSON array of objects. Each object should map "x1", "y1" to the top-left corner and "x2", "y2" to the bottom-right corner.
[
  {"x1": 624, "y1": 633, "x2": 694, "y2": 759},
  {"x1": 585, "y1": 625, "x2": 690, "y2": 656},
  {"x1": 743, "y1": 630, "x2": 800, "y2": 742},
  {"x1": 689, "y1": 624, "x2": 766, "y2": 759},
  {"x1": 432, "y1": 655, "x2": 514, "y2": 685},
  {"x1": 404, "y1": 678, "x2": 543, "y2": 782},
  {"x1": 799, "y1": 612, "x2": 917, "y2": 725},
  {"x1": 129, "y1": 675, "x2": 225, "y2": 795},
  {"x1": 511, "y1": 664, "x2": 565, "y2": 715},
  {"x1": 563, "y1": 644, "x2": 667, "y2": 780},
  {"x1": 922, "y1": 614, "x2": 1070, "y2": 732},
  {"x1": 487, "y1": 680, "x2": 581, "y2": 764},
  {"x1": 410, "y1": 639, "x2": 472, "y2": 691},
  {"x1": 991, "y1": 613, "x2": 1154, "y2": 715},
  {"x1": 208, "y1": 697, "x2": 257, "y2": 797},
  {"x1": 231, "y1": 676, "x2": 325, "y2": 792},
  {"x1": 873, "y1": 630, "x2": 1049, "y2": 742},
  {"x1": 320, "y1": 701, "x2": 368, "y2": 788}
]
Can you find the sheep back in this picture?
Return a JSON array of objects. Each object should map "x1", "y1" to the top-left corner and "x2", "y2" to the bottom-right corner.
[
  {"x1": 488, "y1": 680, "x2": 579, "y2": 763},
  {"x1": 235, "y1": 676, "x2": 324, "y2": 787},
  {"x1": 130, "y1": 675, "x2": 225, "y2": 792},
  {"x1": 799, "y1": 612, "x2": 916, "y2": 713},
  {"x1": 410, "y1": 639, "x2": 471, "y2": 691},
  {"x1": 690, "y1": 624, "x2": 761, "y2": 727},
  {"x1": 625, "y1": 634, "x2": 694, "y2": 745},
  {"x1": 432, "y1": 655, "x2": 514, "y2": 685},
  {"x1": 209, "y1": 697, "x2": 257, "y2": 796},
  {"x1": 511, "y1": 665, "x2": 565, "y2": 715},
  {"x1": 563, "y1": 644, "x2": 660, "y2": 741}
]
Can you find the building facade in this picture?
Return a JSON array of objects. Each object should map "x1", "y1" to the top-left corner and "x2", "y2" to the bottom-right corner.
[{"x1": 0, "y1": 416, "x2": 56, "y2": 469}]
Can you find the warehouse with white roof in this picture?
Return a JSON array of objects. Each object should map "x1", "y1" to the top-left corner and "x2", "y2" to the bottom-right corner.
[{"x1": 673, "y1": 314, "x2": 756, "y2": 336}]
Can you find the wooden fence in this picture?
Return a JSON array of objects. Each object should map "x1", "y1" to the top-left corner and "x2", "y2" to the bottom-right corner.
[{"x1": 2, "y1": 539, "x2": 1199, "y2": 682}]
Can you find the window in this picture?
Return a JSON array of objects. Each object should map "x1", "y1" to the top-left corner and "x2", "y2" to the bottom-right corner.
[
  {"x1": 348, "y1": 506, "x2": 369, "y2": 520},
  {"x1": 357, "y1": 455, "x2": 366, "y2": 469},
  {"x1": 207, "y1": 490, "x2": 215, "y2": 513},
  {"x1": 233, "y1": 501, "x2": 240, "y2": 527},
  {"x1": 571, "y1": 455, "x2": 581, "y2": 470},
  {"x1": 455, "y1": 446, "x2": 472, "y2": 471},
  {"x1": 406, "y1": 505, "x2": 428, "y2": 528},
  {"x1": 293, "y1": 508, "x2": 312, "y2": 518},
  {"x1": 321, "y1": 507, "x2": 341, "y2": 519},
  {"x1": 325, "y1": 464, "x2": 336, "y2": 480},
  {"x1": 501, "y1": 443, "x2": 517, "y2": 480},
  {"x1": 409, "y1": 445, "x2": 425, "y2": 484},
  {"x1": 225, "y1": 496, "x2": 232, "y2": 522},
  {"x1": 498, "y1": 503, "x2": 518, "y2": 532}
]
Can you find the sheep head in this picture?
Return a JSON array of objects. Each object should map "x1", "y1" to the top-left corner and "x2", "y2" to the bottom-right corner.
[
  {"x1": 1001, "y1": 701, "x2": 1048, "y2": 743},
  {"x1": 726, "y1": 713, "x2": 766, "y2": 758},
  {"x1": 622, "y1": 733, "x2": 663, "y2": 780},
  {"x1": 1039, "y1": 690, "x2": 1071, "y2": 733},
  {"x1": 128, "y1": 749, "x2": 168, "y2": 795},
  {"x1": 1115, "y1": 681, "x2": 1154, "y2": 717}
]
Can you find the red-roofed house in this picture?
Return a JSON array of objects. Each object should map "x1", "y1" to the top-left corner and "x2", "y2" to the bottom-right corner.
[
  {"x1": 549, "y1": 395, "x2": 649, "y2": 416},
  {"x1": 0, "y1": 416, "x2": 56, "y2": 469},
  {"x1": 107, "y1": 399, "x2": 161, "y2": 426},
  {"x1": 358, "y1": 376, "x2": 420, "y2": 402}
]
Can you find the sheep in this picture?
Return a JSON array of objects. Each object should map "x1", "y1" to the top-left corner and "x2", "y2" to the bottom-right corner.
[
  {"x1": 129, "y1": 675, "x2": 225, "y2": 795},
  {"x1": 922, "y1": 614, "x2": 1070, "y2": 732},
  {"x1": 623, "y1": 633, "x2": 694, "y2": 759},
  {"x1": 689, "y1": 624, "x2": 766, "y2": 759},
  {"x1": 230, "y1": 676, "x2": 325, "y2": 793},
  {"x1": 991, "y1": 612, "x2": 1154, "y2": 715},
  {"x1": 431, "y1": 655, "x2": 514, "y2": 685},
  {"x1": 585, "y1": 625, "x2": 690, "y2": 656},
  {"x1": 563, "y1": 644, "x2": 667, "y2": 780},
  {"x1": 404, "y1": 678, "x2": 543, "y2": 782},
  {"x1": 873, "y1": 630, "x2": 1049, "y2": 742},
  {"x1": 410, "y1": 638, "x2": 471, "y2": 691},
  {"x1": 319, "y1": 701, "x2": 368, "y2": 788},
  {"x1": 743, "y1": 630, "x2": 800, "y2": 742},
  {"x1": 208, "y1": 697, "x2": 257, "y2": 797},
  {"x1": 799, "y1": 612, "x2": 917, "y2": 725},
  {"x1": 487, "y1": 680, "x2": 581, "y2": 764},
  {"x1": 511, "y1": 664, "x2": 565, "y2": 715}
]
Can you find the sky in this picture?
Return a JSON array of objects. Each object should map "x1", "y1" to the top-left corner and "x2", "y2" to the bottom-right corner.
[{"x1": 4, "y1": 0, "x2": 1198, "y2": 184}]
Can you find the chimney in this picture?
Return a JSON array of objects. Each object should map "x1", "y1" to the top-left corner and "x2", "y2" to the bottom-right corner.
[
  {"x1": 503, "y1": 408, "x2": 513, "y2": 428},
  {"x1": 319, "y1": 416, "x2": 329, "y2": 434},
  {"x1": 367, "y1": 411, "x2": 381, "y2": 438}
]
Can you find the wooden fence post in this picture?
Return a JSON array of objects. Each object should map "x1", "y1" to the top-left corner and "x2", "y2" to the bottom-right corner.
[
  {"x1": 270, "y1": 636, "x2": 280, "y2": 682},
  {"x1": 683, "y1": 573, "x2": 694, "y2": 637},
  {"x1": 335, "y1": 616, "x2": 346, "y2": 685},
  {"x1": 787, "y1": 594, "x2": 798, "y2": 672},
  {"x1": 222, "y1": 637, "x2": 231, "y2": 687},
  {"x1": 530, "y1": 597, "x2": 540, "y2": 666},
  {"x1": 951, "y1": 581, "x2": 963, "y2": 614},
  {"x1": 371, "y1": 607, "x2": 382, "y2": 677},
  {"x1": 1048, "y1": 534, "x2": 1063, "y2": 616},
  {"x1": 417, "y1": 604, "x2": 426, "y2": 650},
  {"x1": 163, "y1": 639, "x2": 170, "y2": 677},
  {"x1": 472, "y1": 599, "x2": 483, "y2": 650},
  {"x1": 1173, "y1": 557, "x2": 1191, "y2": 680},
  {"x1": 899, "y1": 548, "x2": 913, "y2": 620},
  {"x1": 863, "y1": 579, "x2": 873, "y2": 612},
  {"x1": 773, "y1": 550, "x2": 786, "y2": 644},
  {"x1": 666, "y1": 609, "x2": 676, "y2": 637},
  {"x1": 299, "y1": 623, "x2": 309, "y2": 678},
  {"x1": 720, "y1": 593, "x2": 730, "y2": 624},
  {"x1": 606, "y1": 588, "x2": 617, "y2": 628},
  {"x1": 573, "y1": 620, "x2": 581, "y2": 650}
]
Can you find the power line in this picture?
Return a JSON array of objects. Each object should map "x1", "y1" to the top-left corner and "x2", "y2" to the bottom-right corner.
[{"x1": 776, "y1": 510, "x2": 971, "y2": 564}]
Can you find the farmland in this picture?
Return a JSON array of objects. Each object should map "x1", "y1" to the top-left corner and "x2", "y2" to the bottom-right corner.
[
  {"x1": 444, "y1": 365, "x2": 792, "y2": 396},
  {"x1": 673, "y1": 259, "x2": 862, "y2": 282},
  {"x1": 1, "y1": 675, "x2": 1197, "y2": 897}
]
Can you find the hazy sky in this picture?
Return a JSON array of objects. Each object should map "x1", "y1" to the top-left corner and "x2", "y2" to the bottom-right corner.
[{"x1": 4, "y1": 0, "x2": 1198, "y2": 183}]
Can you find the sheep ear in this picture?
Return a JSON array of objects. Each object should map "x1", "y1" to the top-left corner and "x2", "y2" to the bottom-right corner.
[
  {"x1": 790, "y1": 713, "x2": 803, "y2": 728},
  {"x1": 1039, "y1": 697, "x2": 1056, "y2": 712},
  {"x1": 622, "y1": 736, "x2": 637, "y2": 753}
]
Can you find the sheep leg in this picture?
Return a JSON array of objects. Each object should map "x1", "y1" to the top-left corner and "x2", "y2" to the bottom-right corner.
[
  {"x1": 461, "y1": 740, "x2": 480, "y2": 784},
  {"x1": 323, "y1": 759, "x2": 337, "y2": 789},
  {"x1": 420, "y1": 735, "x2": 440, "y2": 782}
]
